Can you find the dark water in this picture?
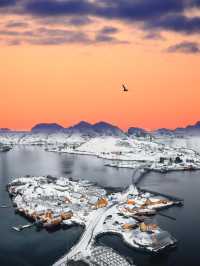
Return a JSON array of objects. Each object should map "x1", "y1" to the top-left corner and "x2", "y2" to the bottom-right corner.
[
  {"x1": 99, "y1": 170, "x2": 200, "y2": 266},
  {"x1": 0, "y1": 146, "x2": 200, "y2": 266}
]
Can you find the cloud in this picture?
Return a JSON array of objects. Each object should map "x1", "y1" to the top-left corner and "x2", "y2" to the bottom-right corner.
[
  {"x1": 143, "y1": 31, "x2": 164, "y2": 40},
  {"x1": 147, "y1": 14, "x2": 200, "y2": 34},
  {"x1": 28, "y1": 32, "x2": 92, "y2": 45},
  {"x1": 68, "y1": 16, "x2": 92, "y2": 26},
  {"x1": 0, "y1": 30, "x2": 33, "y2": 36},
  {"x1": 5, "y1": 21, "x2": 29, "y2": 28},
  {"x1": 94, "y1": 25, "x2": 127, "y2": 44},
  {"x1": 0, "y1": 0, "x2": 16, "y2": 8},
  {"x1": 25, "y1": 0, "x2": 94, "y2": 16},
  {"x1": 23, "y1": 0, "x2": 184, "y2": 19},
  {"x1": 0, "y1": 24, "x2": 127, "y2": 45},
  {"x1": 95, "y1": 34, "x2": 127, "y2": 44},
  {"x1": 18, "y1": 1, "x2": 200, "y2": 35},
  {"x1": 99, "y1": 26, "x2": 119, "y2": 34},
  {"x1": 2, "y1": 1, "x2": 200, "y2": 46},
  {"x1": 167, "y1": 41, "x2": 200, "y2": 53}
]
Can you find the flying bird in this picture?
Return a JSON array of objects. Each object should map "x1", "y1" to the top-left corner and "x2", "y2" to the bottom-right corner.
[{"x1": 122, "y1": 84, "x2": 128, "y2": 92}]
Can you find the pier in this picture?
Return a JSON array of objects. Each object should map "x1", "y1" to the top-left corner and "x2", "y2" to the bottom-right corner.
[
  {"x1": 12, "y1": 223, "x2": 34, "y2": 232},
  {"x1": 138, "y1": 187, "x2": 184, "y2": 202}
]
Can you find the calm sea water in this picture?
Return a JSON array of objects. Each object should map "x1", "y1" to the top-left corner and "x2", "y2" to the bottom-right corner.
[{"x1": 0, "y1": 146, "x2": 200, "y2": 266}]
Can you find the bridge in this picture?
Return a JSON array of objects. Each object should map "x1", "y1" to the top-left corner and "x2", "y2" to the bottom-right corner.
[{"x1": 53, "y1": 205, "x2": 117, "y2": 266}]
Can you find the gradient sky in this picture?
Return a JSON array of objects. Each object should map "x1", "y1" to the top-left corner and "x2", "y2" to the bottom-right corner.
[{"x1": 1, "y1": 0, "x2": 200, "y2": 131}]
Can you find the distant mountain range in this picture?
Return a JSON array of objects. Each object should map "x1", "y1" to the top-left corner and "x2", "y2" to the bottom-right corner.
[
  {"x1": 2, "y1": 121, "x2": 200, "y2": 137},
  {"x1": 0, "y1": 128, "x2": 10, "y2": 132},
  {"x1": 153, "y1": 121, "x2": 200, "y2": 136},
  {"x1": 31, "y1": 121, "x2": 125, "y2": 137}
]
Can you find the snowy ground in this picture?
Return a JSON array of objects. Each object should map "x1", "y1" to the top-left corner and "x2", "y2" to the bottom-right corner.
[
  {"x1": 49, "y1": 136, "x2": 200, "y2": 172},
  {"x1": 1, "y1": 132, "x2": 200, "y2": 172},
  {"x1": 155, "y1": 136, "x2": 200, "y2": 153}
]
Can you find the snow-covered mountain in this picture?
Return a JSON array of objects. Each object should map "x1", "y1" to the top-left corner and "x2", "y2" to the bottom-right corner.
[
  {"x1": 30, "y1": 121, "x2": 125, "y2": 137},
  {"x1": 174, "y1": 121, "x2": 200, "y2": 136},
  {"x1": 31, "y1": 123, "x2": 64, "y2": 133},
  {"x1": 153, "y1": 128, "x2": 174, "y2": 137},
  {"x1": 66, "y1": 121, "x2": 95, "y2": 136},
  {"x1": 2, "y1": 120, "x2": 200, "y2": 144},
  {"x1": 92, "y1": 121, "x2": 125, "y2": 137},
  {"x1": 128, "y1": 127, "x2": 149, "y2": 138},
  {"x1": 0, "y1": 128, "x2": 11, "y2": 132},
  {"x1": 152, "y1": 121, "x2": 200, "y2": 137}
]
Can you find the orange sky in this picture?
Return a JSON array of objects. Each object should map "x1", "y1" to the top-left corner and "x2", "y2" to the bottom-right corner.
[{"x1": 1, "y1": 7, "x2": 200, "y2": 131}]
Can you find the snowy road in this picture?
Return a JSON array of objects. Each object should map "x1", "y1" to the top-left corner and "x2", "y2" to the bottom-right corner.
[{"x1": 53, "y1": 204, "x2": 116, "y2": 266}]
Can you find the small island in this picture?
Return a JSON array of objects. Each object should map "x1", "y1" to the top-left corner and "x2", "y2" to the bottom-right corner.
[{"x1": 7, "y1": 175, "x2": 182, "y2": 265}]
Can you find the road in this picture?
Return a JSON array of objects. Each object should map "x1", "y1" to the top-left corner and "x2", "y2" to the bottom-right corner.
[{"x1": 53, "y1": 204, "x2": 116, "y2": 266}]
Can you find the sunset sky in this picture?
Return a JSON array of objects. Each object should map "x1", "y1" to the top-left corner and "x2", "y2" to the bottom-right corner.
[{"x1": 1, "y1": 0, "x2": 200, "y2": 131}]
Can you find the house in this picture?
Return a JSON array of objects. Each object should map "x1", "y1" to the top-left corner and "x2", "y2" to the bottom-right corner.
[
  {"x1": 122, "y1": 223, "x2": 137, "y2": 230},
  {"x1": 139, "y1": 222, "x2": 158, "y2": 232},
  {"x1": 61, "y1": 211, "x2": 73, "y2": 220},
  {"x1": 95, "y1": 197, "x2": 108, "y2": 208},
  {"x1": 127, "y1": 199, "x2": 136, "y2": 205}
]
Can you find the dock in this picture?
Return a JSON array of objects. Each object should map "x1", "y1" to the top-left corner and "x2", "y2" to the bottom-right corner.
[
  {"x1": 12, "y1": 223, "x2": 34, "y2": 232},
  {"x1": 138, "y1": 187, "x2": 184, "y2": 202}
]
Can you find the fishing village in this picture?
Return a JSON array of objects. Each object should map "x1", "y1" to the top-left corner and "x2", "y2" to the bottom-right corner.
[{"x1": 7, "y1": 175, "x2": 183, "y2": 265}]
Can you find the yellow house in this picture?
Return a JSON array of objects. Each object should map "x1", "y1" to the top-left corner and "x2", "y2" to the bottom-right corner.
[{"x1": 95, "y1": 197, "x2": 108, "y2": 208}]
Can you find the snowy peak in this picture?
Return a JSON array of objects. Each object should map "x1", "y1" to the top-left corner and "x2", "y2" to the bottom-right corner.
[
  {"x1": 67, "y1": 121, "x2": 95, "y2": 136},
  {"x1": 153, "y1": 128, "x2": 174, "y2": 136},
  {"x1": 92, "y1": 121, "x2": 125, "y2": 137},
  {"x1": 68, "y1": 121, "x2": 93, "y2": 130},
  {"x1": 30, "y1": 121, "x2": 125, "y2": 137},
  {"x1": 66, "y1": 121, "x2": 126, "y2": 137},
  {"x1": 153, "y1": 121, "x2": 200, "y2": 136},
  {"x1": 31, "y1": 123, "x2": 64, "y2": 133},
  {"x1": 128, "y1": 127, "x2": 148, "y2": 137},
  {"x1": 174, "y1": 121, "x2": 200, "y2": 136}
]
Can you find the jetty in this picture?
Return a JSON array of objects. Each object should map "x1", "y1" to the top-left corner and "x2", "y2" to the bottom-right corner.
[
  {"x1": 138, "y1": 187, "x2": 184, "y2": 202},
  {"x1": 12, "y1": 223, "x2": 34, "y2": 232}
]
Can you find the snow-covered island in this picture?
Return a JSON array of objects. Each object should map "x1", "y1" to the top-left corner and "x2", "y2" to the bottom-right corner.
[{"x1": 7, "y1": 176, "x2": 181, "y2": 265}]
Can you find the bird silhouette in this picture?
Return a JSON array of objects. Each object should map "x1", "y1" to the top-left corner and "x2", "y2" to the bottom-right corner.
[{"x1": 122, "y1": 84, "x2": 128, "y2": 92}]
